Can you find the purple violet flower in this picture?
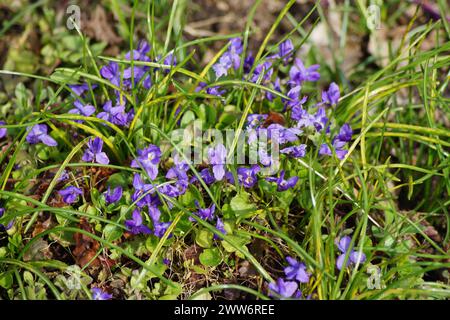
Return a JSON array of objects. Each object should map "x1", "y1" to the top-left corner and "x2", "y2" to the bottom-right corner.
[
  {"x1": 237, "y1": 165, "x2": 260, "y2": 188},
  {"x1": 153, "y1": 220, "x2": 172, "y2": 238},
  {"x1": 266, "y1": 124, "x2": 302, "y2": 145},
  {"x1": 294, "y1": 107, "x2": 329, "y2": 133},
  {"x1": 224, "y1": 171, "x2": 235, "y2": 184},
  {"x1": 166, "y1": 154, "x2": 189, "y2": 181},
  {"x1": 57, "y1": 170, "x2": 69, "y2": 182},
  {"x1": 336, "y1": 235, "x2": 366, "y2": 270},
  {"x1": 104, "y1": 186, "x2": 122, "y2": 205},
  {"x1": 319, "y1": 143, "x2": 347, "y2": 160},
  {"x1": 284, "y1": 256, "x2": 310, "y2": 283},
  {"x1": 68, "y1": 83, "x2": 94, "y2": 97},
  {"x1": 26, "y1": 124, "x2": 58, "y2": 147},
  {"x1": 278, "y1": 39, "x2": 294, "y2": 62},
  {"x1": 247, "y1": 114, "x2": 268, "y2": 143},
  {"x1": 319, "y1": 144, "x2": 332, "y2": 157},
  {"x1": 68, "y1": 100, "x2": 96, "y2": 119},
  {"x1": 100, "y1": 62, "x2": 120, "y2": 87},
  {"x1": 289, "y1": 58, "x2": 320, "y2": 86},
  {"x1": 243, "y1": 54, "x2": 254, "y2": 73},
  {"x1": 91, "y1": 287, "x2": 112, "y2": 300},
  {"x1": 195, "y1": 82, "x2": 226, "y2": 96},
  {"x1": 213, "y1": 55, "x2": 232, "y2": 78},
  {"x1": 266, "y1": 170, "x2": 298, "y2": 192},
  {"x1": 250, "y1": 61, "x2": 273, "y2": 83},
  {"x1": 131, "y1": 145, "x2": 161, "y2": 180},
  {"x1": 199, "y1": 168, "x2": 216, "y2": 185},
  {"x1": 131, "y1": 173, "x2": 158, "y2": 208},
  {"x1": 268, "y1": 278, "x2": 300, "y2": 299},
  {"x1": 190, "y1": 201, "x2": 216, "y2": 222},
  {"x1": 0, "y1": 121, "x2": 7, "y2": 139},
  {"x1": 148, "y1": 205, "x2": 161, "y2": 222},
  {"x1": 246, "y1": 115, "x2": 268, "y2": 143},
  {"x1": 271, "y1": 39, "x2": 294, "y2": 64},
  {"x1": 190, "y1": 168, "x2": 215, "y2": 185},
  {"x1": 97, "y1": 101, "x2": 128, "y2": 126},
  {"x1": 214, "y1": 217, "x2": 227, "y2": 240},
  {"x1": 319, "y1": 123, "x2": 352, "y2": 160},
  {"x1": 321, "y1": 82, "x2": 340, "y2": 106},
  {"x1": 58, "y1": 186, "x2": 83, "y2": 204},
  {"x1": 97, "y1": 101, "x2": 133, "y2": 127},
  {"x1": 291, "y1": 106, "x2": 312, "y2": 124},
  {"x1": 206, "y1": 86, "x2": 226, "y2": 96},
  {"x1": 208, "y1": 143, "x2": 227, "y2": 181},
  {"x1": 125, "y1": 40, "x2": 151, "y2": 61},
  {"x1": 212, "y1": 38, "x2": 242, "y2": 78},
  {"x1": 285, "y1": 86, "x2": 308, "y2": 110},
  {"x1": 280, "y1": 144, "x2": 307, "y2": 158},
  {"x1": 335, "y1": 123, "x2": 353, "y2": 144},
  {"x1": 122, "y1": 41, "x2": 152, "y2": 89},
  {"x1": 164, "y1": 52, "x2": 177, "y2": 68},
  {"x1": 312, "y1": 107, "x2": 329, "y2": 132},
  {"x1": 230, "y1": 37, "x2": 243, "y2": 55},
  {"x1": 82, "y1": 137, "x2": 109, "y2": 165},
  {"x1": 266, "y1": 78, "x2": 282, "y2": 102},
  {"x1": 258, "y1": 148, "x2": 272, "y2": 167},
  {"x1": 0, "y1": 208, "x2": 14, "y2": 231},
  {"x1": 158, "y1": 179, "x2": 188, "y2": 199},
  {"x1": 125, "y1": 209, "x2": 152, "y2": 235},
  {"x1": 123, "y1": 66, "x2": 151, "y2": 90},
  {"x1": 195, "y1": 82, "x2": 207, "y2": 92}
]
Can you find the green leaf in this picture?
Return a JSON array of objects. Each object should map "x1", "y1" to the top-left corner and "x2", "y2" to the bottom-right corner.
[
  {"x1": 179, "y1": 186, "x2": 202, "y2": 207},
  {"x1": 28, "y1": 260, "x2": 68, "y2": 270},
  {"x1": 107, "y1": 173, "x2": 129, "y2": 189},
  {"x1": 230, "y1": 192, "x2": 256, "y2": 218},
  {"x1": 50, "y1": 68, "x2": 80, "y2": 83},
  {"x1": 0, "y1": 271, "x2": 13, "y2": 289},
  {"x1": 104, "y1": 224, "x2": 123, "y2": 242},
  {"x1": 145, "y1": 236, "x2": 159, "y2": 253},
  {"x1": 0, "y1": 247, "x2": 7, "y2": 258},
  {"x1": 180, "y1": 110, "x2": 196, "y2": 128},
  {"x1": 222, "y1": 203, "x2": 234, "y2": 219},
  {"x1": 146, "y1": 260, "x2": 168, "y2": 280},
  {"x1": 163, "y1": 281, "x2": 182, "y2": 297},
  {"x1": 23, "y1": 271, "x2": 34, "y2": 285},
  {"x1": 221, "y1": 235, "x2": 250, "y2": 258},
  {"x1": 199, "y1": 248, "x2": 222, "y2": 267},
  {"x1": 159, "y1": 294, "x2": 179, "y2": 300},
  {"x1": 195, "y1": 229, "x2": 214, "y2": 248},
  {"x1": 90, "y1": 188, "x2": 102, "y2": 208},
  {"x1": 216, "y1": 112, "x2": 237, "y2": 130},
  {"x1": 37, "y1": 145, "x2": 51, "y2": 160},
  {"x1": 191, "y1": 291, "x2": 212, "y2": 300},
  {"x1": 201, "y1": 104, "x2": 217, "y2": 126}
]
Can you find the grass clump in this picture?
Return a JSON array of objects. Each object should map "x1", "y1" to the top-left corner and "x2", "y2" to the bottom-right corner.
[{"x1": 0, "y1": 0, "x2": 449, "y2": 300}]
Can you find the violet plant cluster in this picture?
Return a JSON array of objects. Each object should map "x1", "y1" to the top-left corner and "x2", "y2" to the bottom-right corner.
[{"x1": 0, "y1": 36, "x2": 365, "y2": 300}]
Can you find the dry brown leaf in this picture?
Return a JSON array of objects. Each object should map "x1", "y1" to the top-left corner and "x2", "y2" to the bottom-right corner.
[
  {"x1": 32, "y1": 216, "x2": 53, "y2": 238},
  {"x1": 72, "y1": 218, "x2": 101, "y2": 269},
  {"x1": 83, "y1": 5, "x2": 122, "y2": 46}
]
